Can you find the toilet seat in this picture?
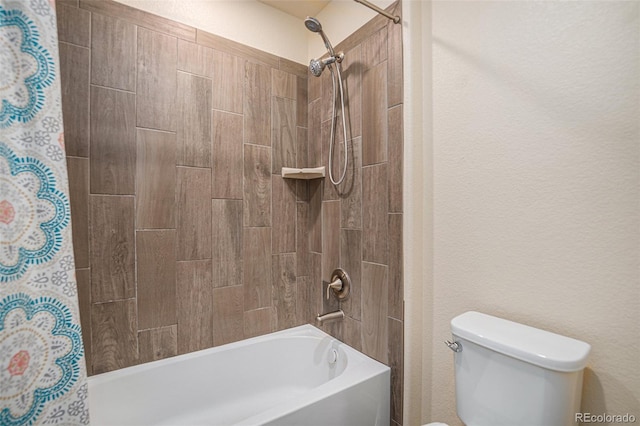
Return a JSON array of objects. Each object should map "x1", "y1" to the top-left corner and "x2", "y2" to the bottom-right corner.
[{"x1": 422, "y1": 423, "x2": 449, "y2": 426}]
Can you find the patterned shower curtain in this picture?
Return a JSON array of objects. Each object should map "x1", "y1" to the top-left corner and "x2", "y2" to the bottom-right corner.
[{"x1": 0, "y1": 0, "x2": 89, "y2": 424}]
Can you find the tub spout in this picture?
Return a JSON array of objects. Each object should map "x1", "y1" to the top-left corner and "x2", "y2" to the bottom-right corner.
[{"x1": 315, "y1": 309, "x2": 344, "y2": 325}]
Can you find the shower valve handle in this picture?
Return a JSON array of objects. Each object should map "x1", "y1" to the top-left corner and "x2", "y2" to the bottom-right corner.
[
  {"x1": 325, "y1": 268, "x2": 351, "y2": 301},
  {"x1": 326, "y1": 279, "x2": 343, "y2": 300}
]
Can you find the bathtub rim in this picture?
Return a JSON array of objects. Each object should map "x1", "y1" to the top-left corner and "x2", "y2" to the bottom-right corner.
[
  {"x1": 88, "y1": 324, "x2": 391, "y2": 425},
  {"x1": 88, "y1": 324, "x2": 387, "y2": 386}
]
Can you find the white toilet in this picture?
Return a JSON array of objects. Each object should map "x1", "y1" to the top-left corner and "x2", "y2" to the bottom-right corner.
[{"x1": 424, "y1": 311, "x2": 590, "y2": 426}]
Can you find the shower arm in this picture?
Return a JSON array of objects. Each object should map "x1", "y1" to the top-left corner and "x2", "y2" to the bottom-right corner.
[{"x1": 353, "y1": 0, "x2": 401, "y2": 24}]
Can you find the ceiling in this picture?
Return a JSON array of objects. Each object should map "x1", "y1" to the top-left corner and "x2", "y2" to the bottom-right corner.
[{"x1": 257, "y1": 0, "x2": 330, "y2": 20}]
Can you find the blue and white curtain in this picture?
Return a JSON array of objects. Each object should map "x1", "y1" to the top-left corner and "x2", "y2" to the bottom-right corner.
[{"x1": 0, "y1": 0, "x2": 89, "y2": 424}]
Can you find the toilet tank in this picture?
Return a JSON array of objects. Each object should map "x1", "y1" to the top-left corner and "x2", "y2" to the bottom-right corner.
[{"x1": 450, "y1": 312, "x2": 590, "y2": 426}]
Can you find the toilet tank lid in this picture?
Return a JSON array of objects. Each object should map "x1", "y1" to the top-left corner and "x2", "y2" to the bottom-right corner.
[{"x1": 451, "y1": 311, "x2": 591, "y2": 372}]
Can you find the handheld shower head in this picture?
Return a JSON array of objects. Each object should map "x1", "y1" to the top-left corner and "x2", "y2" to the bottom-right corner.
[
  {"x1": 304, "y1": 17, "x2": 322, "y2": 33},
  {"x1": 304, "y1": 16, "x2": 335, "y2": 57}
]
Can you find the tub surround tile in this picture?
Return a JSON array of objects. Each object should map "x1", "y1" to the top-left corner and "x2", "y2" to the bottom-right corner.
[
  {"x1": 272, "y1": 97, "x2": 296, "y2": 174},
  {"x1": 89, "y1": 86, "x2": 136, "y2": 195},
  {"x1": 212, "y1": 111, "x2": 244, "y2": 199},
  {"x1": 272, "y1": 254, "x2": 297, "y2": 331},
  {"x1": 177, "y1": 39, "x2": 214, "y2": 77},
  {"x1": 176, "y1": 166, "x2": 212, "y2": 260},
  {"x1": 212, "y1": 50, "x2": 245, "y2": 114},
  {"x1": 388, "y1": 213, "x2": 403, "y2": 321},
  {"x1": 243, "y1": 144, "x2": 271, "y2": 227},
  {"x1": 244, "y1": 308, "x2": 274, "y2": 339},
  {"x1": 320, "y1": 69, "x2": 335, "y2": 123},
  {"x1": 363, "y1": 163, "x2": 389, "y2": 265},
  {"x1": 362, "y1": 262, "x2": 388, "y2": 364},
  {"x1": 388, "y1": 105, "x2": 403, "y2": 213},
  {"x1": 320, "y1": 119, "x2": 339, "y2": 201},
  {"x1": 342, "y1": 44, "x2": 363, "y2": 141},
  {"x1": 296, "y1": 77, "x2": 308, "y2": 127},
  {"x1": 76, "y1": 268, "x2": 92, "y2": 374},
  {"x1": 321, "y1": 201, "x2": 340, "y2": 282},
  {"x1": 342, "y1": 316, "x2": 363, "y2": 352},
  {"x1": 295, "y1": 127, "x2": 309, "y2": 202},
  {"x1": 213, "y1": 285, "x2": 244, "y2": 346},
  {"x1": 177, "y1": 260, "x2": 213, "y2": 353},
  {"x1": 308, "y1": 180, "x2": 322, "y2": 253},
  {"x1": 136, "y1": 230, "x2": 177, "y2": 330},
  {"x1": 388, "y1": 317, "x2": 403, "y2": 424},
  {"x1": 296, "y1": 126, "x2": 308, "y2": 169},
  {"x1": 59, "y1": 42, "x2": 89, "y2": 158},
  {"x1": 91, "y1": 13, "x2": 136, "y2": 91},
  {"x1": 272, "y1": 69, "x2": 296, "y2": 100},
  {"x1": 67, "y1": 157, "x2": 89, "y2": 269},
  {"x1": 308, "y1": 68, "x2": 321, "y2": 102},
  {"x1": 295, "y1": 276, "x2": 314, "y2": 325},
  {"x1": 135, "y1": 129, "x2": 176, "y2": 229},
  {"x1": 91, "y1": 299, "x2": 138, "y2": 374},
  {"x1": 138, "y1": 326, "x2": 178, "y2": 364},
  {"x1": 57, "y1": 3, "x2": 90, "y2": 47},
  {"x1": 340, "y1": 229, "x2": 362, "y2": 321},
  {"x1": 243, "y1": 227, "x2": 272, "y2": 311},
  {"x1": 211, "y1": 199, "x2": 243, "y2": 288},
  {"x1": 307, "y1": 99, "x2": 322, "y2": 167},
  {"x1": 177, "y1": 72, "x2": 212, "y2": 167},
  {"x1": 339, "y1": 137, "x2": 363, "y2": 229},
  {"x1": 279, "y1": 58, "x2": 307, "y2": 79},
  {"x1": 308, "y1": 253, "x2": 323, "y2": 317},
  {"x1": 244, "y1": 62, "x2": 271, "y2": 146},
  {"x1": 362, "y1": 62, "x2": 388, "y2": 166},
  {"x1": 362, "y1": 27, "x2": 388, "y2": 70},
  {"x1": 387, "y1": 5, "x2": 403, "y2": 108},
  {"x1": 137, "y1": 27, "x2": 177, "y2": 131},
  {"x1": 272, "y1": 176, "x2": 296, "y2": 253},
  {"x1": 89, "y1": 195, "x2": 135, "y2": 303},
  {"x1": 296, "y1": 202, "x2": 310, "y2": 277}
]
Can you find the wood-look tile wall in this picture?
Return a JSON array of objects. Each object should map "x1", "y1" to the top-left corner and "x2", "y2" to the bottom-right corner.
[
  {"x1": 307, "y1": 3, "x2": 404, "y2": 424},
  {"x1": 58, "y1": 0, "x2": 402, "y2": 424}
]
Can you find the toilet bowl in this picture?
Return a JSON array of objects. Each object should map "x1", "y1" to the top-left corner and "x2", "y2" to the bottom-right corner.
[{"x1": 423, "y1": 423, "x2": 449, "y2": 426}]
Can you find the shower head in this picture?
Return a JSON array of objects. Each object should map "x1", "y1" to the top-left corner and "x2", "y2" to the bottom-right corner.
[
  {"x1": 304, "y1": 16, "x2": 335, "y2": 57},
  {"x1": 304, "y1": 17, "x2": 322, "y2": 33},
  {"x1": 308, "y1": 53, "x2": 344, "y2": 77},
  {"x1": 309, "y1": 58, "x2": 324, "y2": 77}
]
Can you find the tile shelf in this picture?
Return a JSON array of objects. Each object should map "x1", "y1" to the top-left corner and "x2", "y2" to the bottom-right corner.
[{"x1": 281, "y1": 166, "x2": 326, "y2": 180}]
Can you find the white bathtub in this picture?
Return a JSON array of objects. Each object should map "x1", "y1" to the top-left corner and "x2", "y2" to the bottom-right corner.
[{"x1": 88, "y1": 324, "x2": 390, "y2": 425}]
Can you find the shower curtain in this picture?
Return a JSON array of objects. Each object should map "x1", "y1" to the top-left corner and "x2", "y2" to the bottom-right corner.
[{"x1": 0, "y1": 0, "x2": 89, "y2": 424}]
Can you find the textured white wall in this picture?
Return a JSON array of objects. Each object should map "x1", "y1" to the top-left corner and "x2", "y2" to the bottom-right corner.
[
  {"x1": 113, "y1": 0, "x2": 309, "y2": 63},
  {"x1": 428, "y1": 1, "x2": 639, "y2": 424},
  {"x1": 112, "y1": 0, "x2": 394, "y2": 64}
]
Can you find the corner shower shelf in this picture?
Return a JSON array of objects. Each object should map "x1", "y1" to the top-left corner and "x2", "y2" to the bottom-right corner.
[{"x1": 281, "y1": 166, "x2": 326, "y2": 180}]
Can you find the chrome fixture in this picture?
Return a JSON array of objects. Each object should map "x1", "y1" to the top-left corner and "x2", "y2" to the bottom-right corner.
[
  {"x1": 304, "y1": 17, "x2": 348, "y2": 186},
  {"x1": 304, "y1": 17, "x2": 335, "y2": 56},
  {"x1": 445, "y1": 340, "x2": 462, "y2": 353},
  {"x1": 309, "y1": 52, "x2": 344, "y2": 78},
  {"x1": 353, "y1": 0, "x2": 401, "y2": 24},
  {"x1": 316, "y1": 310, "x2": 345, "y2": 325}
]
